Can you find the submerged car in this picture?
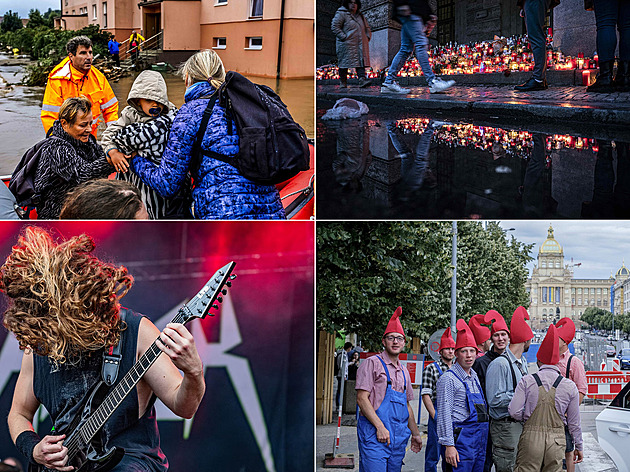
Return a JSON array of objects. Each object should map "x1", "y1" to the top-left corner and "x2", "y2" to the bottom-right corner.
[{"x1": 596, "y1": 381, "x2": 630, "y2": 472}]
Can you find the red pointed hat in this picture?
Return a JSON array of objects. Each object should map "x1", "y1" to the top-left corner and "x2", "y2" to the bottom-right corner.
[
  {"x1": 556, "y1": 317, "x2": 576, "y2": 344},
  {"x1": 384, "y1": 306, "x2": 405, "y2": 338},
  {"x1": 439, "y1": 328, "x2": 456, "y2": 351},
  {"x1": 537, "y1": 324, "x2": 560, "y2": 365},
  {"x1": 484, "y1": 310, "x2": 509, "y2": 335},
  {"x1": 455, "y1": 319, "x2": 477, "y2": 350},
  {"x1": 469, "y1": 314, "x2": 491, "y2": 345},
  {"x1": 510, "y1": 306, "x2": 534, "y2": 343}
]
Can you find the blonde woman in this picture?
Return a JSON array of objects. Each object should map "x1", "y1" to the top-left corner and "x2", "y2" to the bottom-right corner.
[{"x1": 130, "y1": 50, "x2": 286, "y2": 219}]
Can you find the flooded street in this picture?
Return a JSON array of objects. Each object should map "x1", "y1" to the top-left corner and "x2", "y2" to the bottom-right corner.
[
  {"x1": 0, "y1": 54, "x2": 313, "y2": 176},
  {"x1": 317, "y1": 99, "x2": 630, "y2": 219}
]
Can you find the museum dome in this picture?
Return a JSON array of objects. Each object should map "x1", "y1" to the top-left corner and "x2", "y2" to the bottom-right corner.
[{"x1": 539, "y1": 225, "x2": 563, "y2": 254}]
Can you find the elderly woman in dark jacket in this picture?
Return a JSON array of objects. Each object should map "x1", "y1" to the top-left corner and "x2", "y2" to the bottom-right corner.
[
  {"x1": 34, "y1": 96, "x2": 114, "y2": 219},
  {"x1": 331, "y1": 0, "x2": 372, "y2": 88},
  {"x1": 130, "y1": 49, "x2": 285, "y2": 219}
]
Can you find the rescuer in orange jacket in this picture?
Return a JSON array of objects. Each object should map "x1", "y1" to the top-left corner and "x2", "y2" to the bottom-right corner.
[{"x1": 41, "y1": 35, "x2": 119, "y2": 137}]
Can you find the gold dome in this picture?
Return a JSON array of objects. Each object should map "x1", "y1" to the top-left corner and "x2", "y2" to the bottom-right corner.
[{"x1": 539, "y1": 224, "x2": 563, "y2": 254}]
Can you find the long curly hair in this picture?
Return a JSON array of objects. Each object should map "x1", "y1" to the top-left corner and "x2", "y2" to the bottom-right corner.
[{"x1": 1, "y1": 226, "x2": 133, "y2": 365}]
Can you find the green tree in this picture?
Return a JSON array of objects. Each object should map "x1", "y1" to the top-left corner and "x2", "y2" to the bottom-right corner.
[
  {"x1": 26, "y1": 9, "x2": 47, "y2": 29},
  {"x1": 1, "y1": 10, "x2": 22, "y2": 33},
  {"x1": 317, "y1": 222, "x2": 534, "y2": 351}
]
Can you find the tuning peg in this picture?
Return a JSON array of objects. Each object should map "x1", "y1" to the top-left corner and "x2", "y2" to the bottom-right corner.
[
  {"x1": 226, "y1": 281, "x2": 232, "y2": 287},
  {"x1": 215, "y1": 277, "x2": 221, "y2": 283},
  {"x1": 221, "y1": 289, "x2": 227, "y2": 295},
  {"x1": 230, "y1": 274, "x2": 237, "y2": 280},
  {"x1": 217, "y1": 296, "x2": 223, "y2": 303},
  {"x1": 197, "y1": 308, "x2": 203, "y2": 314},
  {"x1": 219, "y1": 271, "x2": 224, "y2": 276},
  {"x1": 212, "y1": 304, "x2": 219, "y2": 310}
]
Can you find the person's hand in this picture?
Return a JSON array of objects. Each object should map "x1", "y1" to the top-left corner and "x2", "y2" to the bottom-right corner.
[
  {"x1": 445, "y1": 445, "x2": 459, "y2": 467},
  {"x1": 410, "y1": 434, "x2": 423, "y2": 452},
  {"x1": 396, "y1": 5, "x2": 411, "y2": 16},
  {"x1": 574, "y1": 449, "x2": 583, "y2": 464},
  {"x1": 107, "y1": 149, "x2": 131, "y2": 173},
  {"x1": 156, "y1": 323, "x2": 203, "y2": 376},
  {"x1": 376, "y1": 425, "x2": 390, "y2": 446},
  {"x1": 32, "y1": 434, "x2": 74, "y2": 471}
]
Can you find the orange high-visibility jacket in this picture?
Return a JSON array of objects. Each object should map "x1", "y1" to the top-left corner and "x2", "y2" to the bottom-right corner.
[{"x1": 41, "y1": 57, "x2": 119, "y2": 137}]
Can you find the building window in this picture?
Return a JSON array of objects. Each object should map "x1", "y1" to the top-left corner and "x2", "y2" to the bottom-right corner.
[
  {"x1": 597, "y1": 288, "x2": 602, "y2": 294},
  {"x1": 213, "y1": 37, "x2": 227, "y2": 49},
  {"x1": 578, "y1": 298, "x2": 581, "y2": 305},
  {"x1": 572, "y1": 298, "x2": 575, "y2": 305},
  {"x1": 571, "y1": 288, "x2": 575, "y2": 294},
  {"x1": 72, "y1": 9, "x2": 76, "y2": 14},
  {"x1": 578, "y1": 288, "x2": 582, "y2": 294},
  {"x1": 250, "y1": 0, "x2": 263, "y2": 17},
  {"x1": 246, "y1": 36, "x2": 263, "y2": 50},
  {"x1": 556, "y1": 287, "x2": 561, "y2": 303},
  {"x1": 92, "y1": 5, "x2": 97, "y2": 19},
  {"x1": 65, "y1": 0, "x2": 68, "y2": 5},
  {"x1": 542, "y1": 261, "x2": 547, "y2": 268},
  {"x1": 556, "y1": 261, "x2": 561, "y2": 268},
  {"x1": 215, "y1": 0, "x2": 227, "y2": 4},
  {"x1": 604, "y1": 288, "x2": 608, "y2": 295},
  {"x1": 102, "y1": 2, "x2": 107, "y2": 28}
]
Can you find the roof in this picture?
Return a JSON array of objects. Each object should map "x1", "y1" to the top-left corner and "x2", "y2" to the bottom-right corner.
[{"x1": 539, "y1": 224, "x2": 563, "y2": 254}]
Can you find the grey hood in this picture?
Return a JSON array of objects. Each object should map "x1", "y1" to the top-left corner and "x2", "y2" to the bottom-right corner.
[{"x1": 126, "y1": 70, "x2": 173, "y2": 112}]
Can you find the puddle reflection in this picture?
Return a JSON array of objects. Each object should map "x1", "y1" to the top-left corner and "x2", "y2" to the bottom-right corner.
[{"x1": 317, "y1": 111, "x2": 629, "y2": 219}]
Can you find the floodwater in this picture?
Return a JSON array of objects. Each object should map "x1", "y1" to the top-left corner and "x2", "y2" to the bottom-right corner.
[
  {"x1": 317, "y1": 101, "x2": 630, "y2": 219},
  {"x1": 0, "y1": 53, "x2": 314, "y2": 175}
]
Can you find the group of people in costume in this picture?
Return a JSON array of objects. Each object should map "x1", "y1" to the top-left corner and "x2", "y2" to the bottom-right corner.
[{"x1": 355, "y1": 306, "x2": 586, "y2": 472}]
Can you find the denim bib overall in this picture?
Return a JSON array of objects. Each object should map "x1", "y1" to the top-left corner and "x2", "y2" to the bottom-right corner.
[
  {"x1": 358, "y1": 356, "x2": 411, "y2": 472},
  {"x1": 426, "y1": 362, "x2": 445, "y2": 472},
  {"x1": 440, "y1": 369, "x2": 489, "y2": 472}
]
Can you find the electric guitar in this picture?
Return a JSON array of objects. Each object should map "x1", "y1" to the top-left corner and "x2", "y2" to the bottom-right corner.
[{"x1": 28, "y1": 261, "x2": 237, "y2": 472}]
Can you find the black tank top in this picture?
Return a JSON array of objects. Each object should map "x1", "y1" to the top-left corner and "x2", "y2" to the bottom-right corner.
[{"x1": 33, "y1": 309, "x2": 168, "y2": 471}]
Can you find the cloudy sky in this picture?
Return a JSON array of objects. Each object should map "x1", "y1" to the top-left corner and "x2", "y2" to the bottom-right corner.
[
  {"x1": 495, "y1": 220, "x2": 630, "y2": 280},
  {"x1": 1, "y1": 0, "x2": 59, "y2": 18}
]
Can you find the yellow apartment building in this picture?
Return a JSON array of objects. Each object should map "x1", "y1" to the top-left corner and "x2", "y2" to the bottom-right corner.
[{"x1": 56, "y1": 0, "x2": 314, "y2": 78}]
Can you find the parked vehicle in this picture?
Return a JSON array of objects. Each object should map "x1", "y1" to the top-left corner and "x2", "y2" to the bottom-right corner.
[
  {"x1": 596, "y1": 381, "x2": 630, "y2": 472},
  {"x1": 619, "y1": 348, "x2": 630, "y2": 370},
  {"x1": 606, "y1": 345, "x2": 616, "y2": 357}
]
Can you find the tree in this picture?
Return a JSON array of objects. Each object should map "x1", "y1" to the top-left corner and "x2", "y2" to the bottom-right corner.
[
  {"x1": 26, "y1": 9, "x2": 46, "y2": 29},
  {"x1": 317, "y1": 222, "x2": 534, "y2": 351},
  {"x1": 1, "y1": 11, "x2": 22, "y2": 33}
]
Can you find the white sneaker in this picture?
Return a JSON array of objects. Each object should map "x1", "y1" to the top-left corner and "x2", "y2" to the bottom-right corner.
[
  {"x1": 429, "y1": 77, "x2": 455, "y2": 93},
  {"x1": 380, "y1": 82, "x2": 410, "y2": 94}
]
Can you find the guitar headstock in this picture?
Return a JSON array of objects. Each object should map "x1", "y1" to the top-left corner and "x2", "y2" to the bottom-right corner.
[{"x1": 180, "y1": 262, "x2": 236, "y2": 323}]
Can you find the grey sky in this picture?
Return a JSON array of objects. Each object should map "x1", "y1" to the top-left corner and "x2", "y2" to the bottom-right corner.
[
  {"x1": 496, "y1": 220, "x2": 629, "y2": 281},
  {"x1": 1, "y1": 0, "x2": 59, "y2": 18}
]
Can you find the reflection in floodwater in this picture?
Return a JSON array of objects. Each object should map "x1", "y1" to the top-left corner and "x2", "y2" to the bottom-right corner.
[{"x1": 317, "y1": 111, "x2": 629, "y2": 219}]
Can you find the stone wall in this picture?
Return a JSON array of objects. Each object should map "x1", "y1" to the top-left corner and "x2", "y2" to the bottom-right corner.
[
  {"x1": 552, "y1": 0, "x2": 597, "y2": 58},
  {"x1": 453, "y1": 0, "x2": 523, "y2": 44}
]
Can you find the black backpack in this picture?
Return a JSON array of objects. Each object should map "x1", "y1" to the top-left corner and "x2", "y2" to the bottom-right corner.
[
  {"x1": 9, "y1": 135, "x2": 60, "y2": 208},
  {"x1": 192, "y1": 71, "x2": 310, "y2": 185}
]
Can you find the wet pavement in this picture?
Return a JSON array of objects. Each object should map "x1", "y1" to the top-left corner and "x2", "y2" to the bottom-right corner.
[
  {"x1": 0, "y1": 53, "x2": 314, "y2": 176},
  {"x1": 317, "y1": 82, "x2": 630, "y2": 125},
  {"x1": 317, "y1": 98, "x2": 630, "y2": 219}
]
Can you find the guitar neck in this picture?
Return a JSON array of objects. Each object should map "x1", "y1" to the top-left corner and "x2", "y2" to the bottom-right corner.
[{"x1": 79, "y1": 308, "x2": 191, "y2": 443}]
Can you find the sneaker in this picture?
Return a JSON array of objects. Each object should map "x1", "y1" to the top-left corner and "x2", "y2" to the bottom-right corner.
[
  {"x1": 381, "y1": 82, "x2": 410, "y2": 94},
  {"x1": 430, "y1": 120, "x2": 450, "y2": 129},
  {"x1": 358, "y1": 77, "x2": 373, "y2": 88},
  {"x1": 429, "y1": 77, "x2": 455, "y2": 93}
]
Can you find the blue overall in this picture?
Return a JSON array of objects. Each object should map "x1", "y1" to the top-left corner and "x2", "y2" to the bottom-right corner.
[
  {"x1": 357, "y1": 356, "x2": 411, "y2": 472},
  {"x1": 440, "y1": 370, "x2": 489, "y2": 472},
  {"x1": 426, "y1": 362, "x2": 445, "y2": 472}
]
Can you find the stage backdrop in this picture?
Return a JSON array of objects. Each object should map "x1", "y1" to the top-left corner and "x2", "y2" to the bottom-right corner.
[{"x1": 0, "y1": 221, "x2": 314, "y2": 472}]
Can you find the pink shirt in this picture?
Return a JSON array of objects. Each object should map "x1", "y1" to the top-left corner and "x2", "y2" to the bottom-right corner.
[
  {"x1": 508, "y1": 365, "x2": 583, "y2": 451},
  {"x1": 355, "y1": 351, "x2": 414, "y2": 413},
  {"x1": 556, "y1": 349, "x2": 588, "y2": 396}
]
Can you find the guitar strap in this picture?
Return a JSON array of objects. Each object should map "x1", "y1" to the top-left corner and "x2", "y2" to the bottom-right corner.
[{"x1": 101, "y1": 308, "x2": 128, "y2": 386}]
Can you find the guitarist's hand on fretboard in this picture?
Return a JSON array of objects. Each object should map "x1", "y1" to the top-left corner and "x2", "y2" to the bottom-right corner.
[
  {"x1": 155, "y1": 323, "x2": 203, "y2": 376},
  {"x1": 33, "y1": 433, "x2": 74, "y2": 471}
]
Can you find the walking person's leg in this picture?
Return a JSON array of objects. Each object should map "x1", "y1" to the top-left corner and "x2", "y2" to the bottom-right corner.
[
  {"x1": 339, "y1": 68, "x2": 349, "y2": 88},
  {"x1": 381, "y1": 16, "x2": 414, "y2": 93},
  {"x1": 516, "y1": 0, "x2": 550, "y2": 91},
  {"x1": 588, "y1": 0, "x2": 618, "y2": 91}
]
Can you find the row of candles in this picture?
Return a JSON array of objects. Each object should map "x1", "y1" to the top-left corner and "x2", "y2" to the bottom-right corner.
[
  {"x1": 394, "y1": 118, "x2": 600, "y2": 159},
  {"x1": 317, "y1": 33, "x2": 598, "y2": 80}
]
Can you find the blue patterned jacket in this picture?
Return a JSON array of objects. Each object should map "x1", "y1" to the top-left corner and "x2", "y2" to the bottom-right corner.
[{"x1": 131, "y1": 81, "x2": 286, "y2": 219}]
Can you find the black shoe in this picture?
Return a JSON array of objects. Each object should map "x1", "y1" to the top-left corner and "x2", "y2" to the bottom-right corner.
[
  {"x1": 587, "y1": 60, "x2": 615, "y2": 92},
  {"x1": 613, "y1": 60, "x2": 630, "y2": 90},
  {"x1": 514, "y1": 77, "x2": 548, "y2": 92}
]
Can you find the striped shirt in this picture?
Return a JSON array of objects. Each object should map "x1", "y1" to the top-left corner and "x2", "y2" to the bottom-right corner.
[{"x1": 436, "y1": 362, "x2": 482, "y2": 446}]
